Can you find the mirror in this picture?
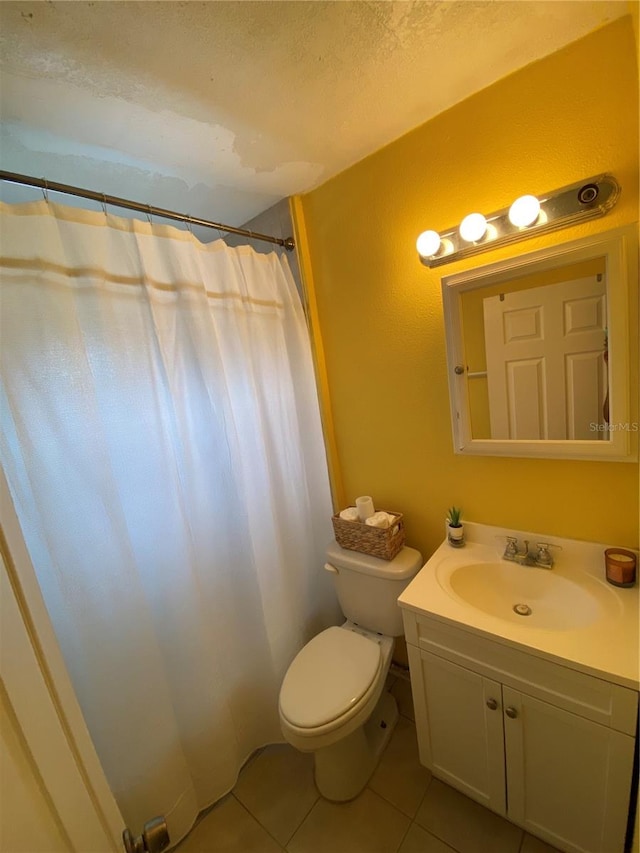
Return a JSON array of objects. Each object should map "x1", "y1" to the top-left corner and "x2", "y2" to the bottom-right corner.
[{"x1": 441, "y1": 226, "x2": 637, "y2": 461}]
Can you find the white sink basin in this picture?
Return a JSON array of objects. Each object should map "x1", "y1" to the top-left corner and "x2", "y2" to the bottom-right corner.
[
  {"x1": 398, "y1": 522, "x2": 639, "y2": 689},
  {"x1": 446, "y1": 561, "x2": 617, "y2": 630}
]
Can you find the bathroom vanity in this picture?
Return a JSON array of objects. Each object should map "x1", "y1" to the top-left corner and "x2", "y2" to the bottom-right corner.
[{"x1": 398, "y1": 522, "x2": 639, "y2": 853}]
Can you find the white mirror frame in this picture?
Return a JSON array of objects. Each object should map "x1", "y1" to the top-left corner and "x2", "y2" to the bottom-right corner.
[{"x1": 442, "y1": 225, "x2": 638, "y2": 462}]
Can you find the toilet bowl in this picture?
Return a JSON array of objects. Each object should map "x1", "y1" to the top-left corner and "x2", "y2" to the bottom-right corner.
[
  {"x1": 278, "y1": 542, "x2": 422, "y2": 801},
  {"x1": 279, "y1": 621, "x2": 396, "y2": 801}
]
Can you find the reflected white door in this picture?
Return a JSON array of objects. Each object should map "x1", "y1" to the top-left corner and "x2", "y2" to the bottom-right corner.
[{"x1": 484, "y1": 276, "x2": 607, "y2": 440}]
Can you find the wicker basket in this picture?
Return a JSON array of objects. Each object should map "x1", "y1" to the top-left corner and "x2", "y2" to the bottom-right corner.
[{"x1": 331, "y1": 510, "x2": 405, "y2": 561}]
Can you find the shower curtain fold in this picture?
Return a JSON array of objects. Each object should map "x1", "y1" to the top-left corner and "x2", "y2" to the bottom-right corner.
[{"x1": 0, "y1": 200, "x2": 339, "y2": 844}]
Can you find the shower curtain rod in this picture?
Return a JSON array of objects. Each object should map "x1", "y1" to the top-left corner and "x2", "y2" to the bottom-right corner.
[{"x1": 0, "y1": 170, "x2": 295, "y2": 251}]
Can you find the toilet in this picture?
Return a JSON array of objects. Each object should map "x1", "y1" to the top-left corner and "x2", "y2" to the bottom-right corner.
[{"x1": 278, "y1": 540, "x2": 422, "y2": 801}]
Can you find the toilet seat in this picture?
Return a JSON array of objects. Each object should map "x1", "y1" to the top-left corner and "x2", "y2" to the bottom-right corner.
[{"x1": 279, "y1": 626, "x2": 382, "y2": 730}]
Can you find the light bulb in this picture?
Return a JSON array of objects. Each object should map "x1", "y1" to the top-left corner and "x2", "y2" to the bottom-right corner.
[
  {"x1": 459, "y1": 213, "x2": 487, "y2": 243},
  {"x1": 508, "y1": 194, "x2": 540, "y2": 228},
  {"x1": 416, "y1": 230, "x2": 441, "y2": 258}
]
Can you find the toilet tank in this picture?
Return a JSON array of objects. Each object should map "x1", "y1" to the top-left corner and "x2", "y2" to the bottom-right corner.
[{"x1": 325, "y1": 541, "x2": 423, "y2": 636}]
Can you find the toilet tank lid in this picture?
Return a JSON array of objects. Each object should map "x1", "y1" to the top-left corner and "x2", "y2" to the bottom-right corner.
[{"x1": 326, "y1": 541, "x2": 423, "y2": 580}]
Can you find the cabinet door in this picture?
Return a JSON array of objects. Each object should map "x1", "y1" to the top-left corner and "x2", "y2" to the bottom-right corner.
[
  {"x1": 503, "y1": 686, "x2": 635, "y2": 853},
  {"x1": 418, "y1": 651, "x2": 506, "y2": 815}
]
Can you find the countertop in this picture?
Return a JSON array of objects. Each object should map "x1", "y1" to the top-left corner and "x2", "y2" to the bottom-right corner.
[{"x1": 398, "y1": 521, "x2": 639, "y2": 690}]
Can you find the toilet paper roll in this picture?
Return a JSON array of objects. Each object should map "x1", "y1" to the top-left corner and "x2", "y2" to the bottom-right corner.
[
  {"x1": 339, "y1": 507, "x2": 360, "y2": 522},
  {"x1": 355, "y1": 495, "x2": 375, "y2": 522},
  {"x1": 365, "y1": 511, "x2": 392, "y2": 529}
]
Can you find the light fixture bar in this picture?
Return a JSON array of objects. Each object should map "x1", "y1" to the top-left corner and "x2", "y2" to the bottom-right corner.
[{"x1": 417, "y1": 174, "x2": 620, "y2": 268}]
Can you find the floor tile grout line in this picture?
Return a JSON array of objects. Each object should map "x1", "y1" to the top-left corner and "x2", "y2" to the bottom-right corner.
[
  {"x1": 186, "y1": 750, "x2": 539, "y2": 853},
  {"x1": 413, "y1": 811, "x2": 523, "y2": 853},
  {"x1": 230, "y1": 699, "x2": 415, "y2": 844},
  {"x1": 235, "y1": 721, "x2": 539, "y2": 853},
  {"x1": 285, "y1": 715, "x2": 423, "y2": 848},
  {"x1": 365, "y1": 771, "x2": 431, "y2": 822},
  {"x1": 359, "y1": 783, "x2": 409, "y2": 816},
  {"x1": 410, "y1": 777, "x2": 482, "y2": 853},
  {"x1": 363, "y1": 785, "x2": 415, "y2": 847},
  {"x1": 280, "y1": 785, "x2": 321, "y2": 849},
  {"x1": 172, "y1": 790, "x2": 237, "y2": 851},
  {"x1": 286, "y1": 785, "x2": 413, "y2": 853},
  {"x1": 393, "y1": 816, "x2": 414, "y2": 853},
  {"x1": 230, "y1": 792, "x2": 287, "y2": 850},
  {"x1": 364, "y1": 717, "x2": 429, "y2": 819},
  {"x1": 405, "y1": 818, "x2": 461, "y2": 853}
]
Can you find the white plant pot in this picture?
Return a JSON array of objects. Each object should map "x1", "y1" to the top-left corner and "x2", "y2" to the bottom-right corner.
[{"x1": 447, "y1": 523, "x2": 465, "y2": 547}]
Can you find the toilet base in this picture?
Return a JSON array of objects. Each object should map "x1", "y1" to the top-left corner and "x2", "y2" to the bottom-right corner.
[{"x1": 314, "y1": 690, "x2": 399, "y2": 802}]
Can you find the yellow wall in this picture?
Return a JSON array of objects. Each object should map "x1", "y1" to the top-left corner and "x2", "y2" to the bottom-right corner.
[
  {"x1": 629, "y1": 0, "x2": 639, "y2": 54},
  {"x1": 296, "y1": 17, "x2": 639, "y2": 560}
]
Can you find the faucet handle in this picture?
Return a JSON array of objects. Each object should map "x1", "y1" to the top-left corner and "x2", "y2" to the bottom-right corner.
[
  {"x1": 504, "y1": 536, "x2": 518, "y2": 557},
  {"x1": 535, "y1": 543, "x2": 556, "y2": 567}
]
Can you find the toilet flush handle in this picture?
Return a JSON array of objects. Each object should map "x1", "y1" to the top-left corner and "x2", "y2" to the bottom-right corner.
[{"x1": 323, "y1": 562, "x2": 339, "y2": 574}]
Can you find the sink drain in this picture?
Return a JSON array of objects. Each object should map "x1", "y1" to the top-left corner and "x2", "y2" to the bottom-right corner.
[{"x1": 513, "y1": 603, "x2": 532, "y2": 617}]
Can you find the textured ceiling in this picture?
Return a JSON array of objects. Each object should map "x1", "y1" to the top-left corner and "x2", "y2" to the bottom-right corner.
[{"x1": 0, "y1": 0, "x2": 629, "y2": 225}]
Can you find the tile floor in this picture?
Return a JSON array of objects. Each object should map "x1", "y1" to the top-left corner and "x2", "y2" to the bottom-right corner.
[{"x1": 176, "y1": 675, "x2": 561, "y2": 853}]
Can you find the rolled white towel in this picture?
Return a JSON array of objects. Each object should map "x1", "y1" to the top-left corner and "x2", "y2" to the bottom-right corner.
[
  {"x1": 365, "y1": 511, "x2": 395, "y2": 529},
  {"x1": 339, "y1": 506, "x2": 360, "y2": 522}
]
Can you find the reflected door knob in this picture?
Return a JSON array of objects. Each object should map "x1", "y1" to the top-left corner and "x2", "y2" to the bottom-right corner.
[
  {"x1": 486, "y1": 698, "x2": 498, "y2": 710},
  {"x1": 505, "y1": 706, "x2": 518, "y2": 719}
]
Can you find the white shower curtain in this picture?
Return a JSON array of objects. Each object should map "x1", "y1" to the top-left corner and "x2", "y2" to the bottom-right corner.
[{"x1": 0, "y1": 200, "x2": 339, "y2": 842}]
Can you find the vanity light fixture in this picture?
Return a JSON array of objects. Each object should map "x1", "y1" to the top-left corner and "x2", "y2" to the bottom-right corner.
[
  {"x1": 459, "y1": 212, "x2": 488, "y2": 243},
  {"x1": 508, "y1": 194, "x2": 541, "y2": 228},
  {"x1": 416, "y1": 174, "x2": 620, "y2": 268},
  {"x1": 415, "y1": 229, "x2": 442, "y2": 258}
]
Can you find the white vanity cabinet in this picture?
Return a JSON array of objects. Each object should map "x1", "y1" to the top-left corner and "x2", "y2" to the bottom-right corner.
[{"x1": 404, "y1": 613, "x2": 638, "y2": 853}]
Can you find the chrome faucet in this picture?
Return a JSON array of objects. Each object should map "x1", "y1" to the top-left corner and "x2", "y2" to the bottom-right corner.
[{"x1": 502, "y1": 537, "x2": 554, "y2": 569}]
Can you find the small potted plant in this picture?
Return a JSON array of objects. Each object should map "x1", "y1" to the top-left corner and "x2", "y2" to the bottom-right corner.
[{"x1": 447, "y1": 506, "x2": 465, "y2": 547}]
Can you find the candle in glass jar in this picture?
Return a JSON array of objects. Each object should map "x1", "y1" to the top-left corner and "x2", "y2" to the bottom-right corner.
[{"x1": 604, "y1": 548, "x2": 637, "y2": 588}]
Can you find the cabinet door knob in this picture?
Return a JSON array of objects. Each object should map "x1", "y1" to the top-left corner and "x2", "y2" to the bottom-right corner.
[
  {"x1": 505, "y1": 706, "x2": 518, "y2": 719},
  {"x1": 486, "y1": 698, "x2": 498, "y2": 710}
]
